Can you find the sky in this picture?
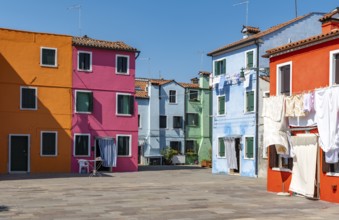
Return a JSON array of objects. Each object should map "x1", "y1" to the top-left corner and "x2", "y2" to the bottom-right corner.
[{"x1": 0, "y1": 0, "x2": 338, "y2": 83}]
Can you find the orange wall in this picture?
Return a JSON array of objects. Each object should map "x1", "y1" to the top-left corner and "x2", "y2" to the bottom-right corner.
[
  {"x1": 268, "y1": 38, "x2": 339, "y2": 202},
  {"x1": 0, "y1": 28, "x2": 72, "y2": 173}
]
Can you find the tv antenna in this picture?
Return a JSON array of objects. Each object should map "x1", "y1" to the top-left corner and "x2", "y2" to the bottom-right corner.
[
  {"x1": 68, "y1": 4, "x2": 82, "y2": 36},
  {"x1": 233, "y1": 1, "x2": 249, "y2": 26}
]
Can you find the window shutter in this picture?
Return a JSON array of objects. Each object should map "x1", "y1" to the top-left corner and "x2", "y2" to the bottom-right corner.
[
  {"x1": 247, "y1": 51, "x2": 253, "y2": 68},
  {"x1": 288, "y1": 158, "x2": 293, "y2": 170},
  {"x1": 222, "y1": 59, "x2": 226, "y2": 74},
  {"x1": 246, "y1": 137, "x2": 254, "y2": 158},
  {"x1": 219, "y1": 138, "x2": 225, "y2": 157},
  {"x1": 88, "y1": 92, "x2": 93, "y2": 112},
  {"x1": 218, "y1": 96, "x2": 225, "y2": 114},
  {"x1": 247, "y1": 91, "x2": 254, "y2": 112},
  {"x1": 129, "y1": 95, "x2": 134, "y2": 115},
  {"x1": 281, "y1": 66, "x2": 290, "y2": 95},
  {"x1": 215, "y1": 61, "x2": 220, "y2": 76},
  {"x1": 269, "y1": 145, "x2": 279, "y2": 168}
]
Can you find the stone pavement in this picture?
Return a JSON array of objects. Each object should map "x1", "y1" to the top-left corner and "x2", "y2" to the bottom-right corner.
[{"x1": 0, "y1": 165, "x2": 338, "y2": 220}]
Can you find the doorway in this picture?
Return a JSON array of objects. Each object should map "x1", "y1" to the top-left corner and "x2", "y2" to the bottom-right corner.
[
  {"x1": 95, "y1": 138, "x2": 111, "y2": 172},
  {"x1": 9, "y1": 135, "x2": 30, "y2": 173},
  {"x1": 233, "y1": 138, "x2": 241, "y2": 174}
]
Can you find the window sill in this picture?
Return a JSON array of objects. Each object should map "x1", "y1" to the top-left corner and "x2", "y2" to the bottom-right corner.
[
  {"x1": 189, "y1": 100, "x2": 200, "y2": 102},
  {"x1": 74, "y1": 155, "x2": 91, "y2": 157},
  {"x1": 244, "y1": 111, "x2": 255, "y2": 115},
  {"x1": 116, "y1": 72, "x2": 129, "y2": 75},
  {"x1": 40, "y1": 64, "x2": 58, "y2": 68},
  {"x1": 326, "y1": 172, "x2": 339, "y2": 177},
  {"x1": 40, "y1": 155, "x2": 57, "y2": 157},
  {"x1": 272, "y1": 167, "x2": 292, "y2": 173},
  {"x1": 75, "y1": 111, "x2": 92, "y2": 114},
  {"x1": 20, "y1": 108, "x2": 38, "y2": 111},
  {"x1": 244, "y1": 157, "x2": 254, "y2": 160},
  {"x1": 117, "y1": 114, "x2": 133, "y2": 117},
  {"x1": 217, "y1": 156, "x2": 226, "y2": 159},
  {"x1": 169, "y1": 103, "x2": 178, "y2": 105},
  {"x1": 117, "y1": 155, "x2": 132, "y2": 158},
  {"x1": 78, "y1": 69, "x2": 93, "y2": 73}
]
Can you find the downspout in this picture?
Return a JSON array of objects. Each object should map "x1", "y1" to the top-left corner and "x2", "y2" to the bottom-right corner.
[
  {"x1": 135, "y1": 51, "x2": 141, "y2": 59},
  {"x1": 254, "y1": 39, "x2": 261, "y2": 177}
]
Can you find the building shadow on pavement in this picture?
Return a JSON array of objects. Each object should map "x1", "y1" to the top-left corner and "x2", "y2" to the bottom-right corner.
[
  {"x1": 0, "y1": 172, "x2": 113, "y2": 181},
  {"x1": 138, "y1": 165, "x2": 208, "y2": 172},
  {"x1": 0, "y1": 205, "x2": 9, "y2": 212}
]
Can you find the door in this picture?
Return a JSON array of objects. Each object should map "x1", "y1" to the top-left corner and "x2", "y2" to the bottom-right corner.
[
  {"x1": 233, "y1": 138, "x2": 241, "y2": 174},
  {"x1": 9, "y1": 135, "x2": 29, "y2": 172}
]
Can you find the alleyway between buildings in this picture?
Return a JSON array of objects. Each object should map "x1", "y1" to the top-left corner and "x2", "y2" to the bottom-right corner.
[{"x1": 0, "y1": 166, "x2": 338, "y2": 219}]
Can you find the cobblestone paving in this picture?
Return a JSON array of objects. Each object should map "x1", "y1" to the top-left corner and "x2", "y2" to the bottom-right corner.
[{"x1": 0, "y1": 166, "x2": 338, "y2": 219}]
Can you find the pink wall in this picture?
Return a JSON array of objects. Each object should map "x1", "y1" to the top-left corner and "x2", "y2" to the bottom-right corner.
[{"x1": 71, "y1": 46, "x2": 138, "y2": 173}]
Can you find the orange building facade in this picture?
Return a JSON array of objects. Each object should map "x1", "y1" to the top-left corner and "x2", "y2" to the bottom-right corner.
[
  {"x1": 0, "y1": 28, "x2": 73, "y2": 173},
  {"x1": 264, "y1": 9, "x2": 339, "y2": 203}
]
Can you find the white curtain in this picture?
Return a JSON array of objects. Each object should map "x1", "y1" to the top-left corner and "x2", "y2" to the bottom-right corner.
[
  {"x1": 289, "y1": 135, "x2": 317, "y2": 198},
  {"x1": 224, "y1": 138, "x2": 238, "y2": 170},
  {"x1": 98, "y1": 138, "x2": 117, "y2": 167}
]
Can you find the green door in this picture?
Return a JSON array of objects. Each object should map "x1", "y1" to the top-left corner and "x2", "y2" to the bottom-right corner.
[{"x1": 10, "y1": 135, "x2": 29, "y2": 172}]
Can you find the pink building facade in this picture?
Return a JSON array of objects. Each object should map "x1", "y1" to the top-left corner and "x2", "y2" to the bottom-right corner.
[{"x1": 71, "y1": 36, "x2": 139, "y2": 173}]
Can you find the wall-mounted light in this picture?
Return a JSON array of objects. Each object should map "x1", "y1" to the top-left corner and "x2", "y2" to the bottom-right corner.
[{"x1": 239, "y1": 68, "x2": 245, "y2": 82}]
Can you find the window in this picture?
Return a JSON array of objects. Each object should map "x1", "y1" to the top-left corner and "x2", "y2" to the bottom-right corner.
[
  {"x1": 75, "y1": 90, "x2": 93, "y2": 113},
  {"x1": 330, "y1": 50, "x2": 339, "y2": 85},
  {"x1": 218, "y1": 96, "x2": 225, "y2": 115},
  {"x1": 185, "y1": 140, "x2": 197, "y2": 154},
  {"x1": 117, "y1": 135, "x2": 131, "y2": 156},
  {"x1": 41, "y1": 47, "x2": 57, "y2": 67},
  {"x1": 189, "y1": 90, "x2": 199, "y2": 101},
  {"x1": 269, "y1": 145, "x2": 293, "y2": 170},
  {"x1": 78, "y1": 51, "x2": 92, "y2": 71},
  {"x1": 246, "y1": 50, "x2": 254, "y2": 69},
  {"x1": 116, "y1": 55, "x2": 129, "y2": 74},
  {"x1": 159, "y1": 116, "x2": 167, "y2": 128},
  {"x1": 41, "y1": 131, "x2": 57, "y2": 156},
  {"x1": 244, "y1": 136, "x2": 254, "y2": 159},
  {"x1": 117, "y1": 93, "x2": 134, "y2": 115},
  {"x1": 186, "y1": 113, "x2": 199, "y2": 126},
  {"x1": 169, "y1": 90, "x2": 176, "y2": 103},
  {"x1": 170, "y1": 141, "x2": 181, "y2": 155},
  {"x1": 214, "y1": 59, "x2": 226, "y2": 76},
  {"x1": 277, "y1": 62, "x2": 291, "y2": 96},
  {"x1": 138, "y1": 114, "x2": 141, "y2": 128},
  {"x1": 245, "y1": 91, "x2": 255, "y2": 112},
  {"x1": 74, "y1": 134, "x2": 90, "y2": 156},
  {"x1": 173, "y1": 116, "x2": 183, "y2": 129},
  {"x1": 218, "y1": 137, "x2": 225, "y2": 158},
  {"x1": 20, "y1": 87, "x2": 37, "y2": 110},
  {"x1": 322, "y1": 151, "x2": 339, "y2": 175}
]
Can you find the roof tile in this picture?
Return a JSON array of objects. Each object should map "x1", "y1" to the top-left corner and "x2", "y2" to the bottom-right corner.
[{"x1": 73, "y1": 36, "x2": 138, "y2": 52}]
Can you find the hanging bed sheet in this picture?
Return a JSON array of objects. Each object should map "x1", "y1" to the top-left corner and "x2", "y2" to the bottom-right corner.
[{"x1": 289, "y1": 135, "x2": 318, "y2": 198}]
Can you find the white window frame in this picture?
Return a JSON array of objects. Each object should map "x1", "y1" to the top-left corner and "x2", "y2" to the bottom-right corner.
[
  {"x1": 276, "y1": 61, "x2": 292, "y2": 96},
  {"x1": 244, "y1": 89, "x2": 255, "y2": 113},
  {"x1": 159, "y1": 115, "x2": 168, "y2": 129},
  {"x1": 40, "y1": 47, "x2": 57, "y2": 67},
  {"x1": 217, "y1": 95, "x2": 226, "y2": 116},
  {"x1": 73, "y1": 133, "x2": 91, "y2": 157},
  {"x1": 217, "y1": 137, "x2": 226, "y2": 158},
  {"x1": 213, "y1": 58, "x2": 226, "y2": 76},
  {"x1": 169, "y1": 90, "x2": 177, "y2": 104},
  {"x1": 189, "y1": 89, "x2": 199, "y2": 102},
  {"x1": 116, "y1": 54, "x2": 130, "y2": 75},
  {"x1": 243, "y1": 135, "x2": 254, "y2": 160},
  {"x1": 245, "y1": 49, "x2": 255, "y2": 69},
  {"x1": 75, "y1": 90, "x2": 93, "y2": 114},
  {"x1": 77, "y1": 51, "x2": 92, "y2": 72},
  {"x1": 329, "y1": 49, "x2": 339, "y2": 86},
  {"x1": 8, "y1": 134, "x2": 30, "y2": 173},
  {"x1": 40, "y1": 131, "x2": 58, "y2": 157},
  {"x1": 116, "y1": 92, "x2": 133, "y2": 116},
  {"x1": 117, "y1": 134, "x2": 132, "y2": 157},
  {"x1": 20, "y1": 86, "x2": 38, "y2": 110}
]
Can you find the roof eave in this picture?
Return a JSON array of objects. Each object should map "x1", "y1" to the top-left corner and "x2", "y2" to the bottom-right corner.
[{"x1": 207, "y1": 38, "x2": 258, "y2": 57}]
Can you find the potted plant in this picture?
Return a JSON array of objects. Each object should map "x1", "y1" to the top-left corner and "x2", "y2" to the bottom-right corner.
[
  {"x1": 161, "y1": 147, "x2": 178, "y2": 165},
  {"x1": 201, "y1": 148, "x2": 212, "y2": 168}
]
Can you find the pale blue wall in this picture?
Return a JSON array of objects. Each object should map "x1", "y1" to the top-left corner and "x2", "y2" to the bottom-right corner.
[{"x1": 211, "y1": 12, "x2": 324, "y2": 177}]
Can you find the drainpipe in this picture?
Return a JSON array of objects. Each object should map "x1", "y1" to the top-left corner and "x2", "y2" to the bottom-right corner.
[
  {"x1": 135, "y1": 51, "x2": 141, "y2": 59},
  {"x1": 254, "y1": 39, "x2": 261, "y2": 177}
]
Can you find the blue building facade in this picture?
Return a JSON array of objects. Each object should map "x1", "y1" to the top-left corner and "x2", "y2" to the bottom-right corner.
[{"x1": 208, "y1": 12, "x2": 324, "y2": 178}]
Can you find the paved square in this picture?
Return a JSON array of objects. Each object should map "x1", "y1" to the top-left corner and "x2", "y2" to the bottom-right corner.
[{"x1": 0, "y1": 166, "x2": 338, "y2": 219}]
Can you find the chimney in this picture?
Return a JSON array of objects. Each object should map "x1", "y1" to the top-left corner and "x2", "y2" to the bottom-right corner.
[
  {"x1": 319, "y1": 8, "x2": 339, "y2": 34},
  {"x1": 191, "y1": 77, "x2": 199, "y2": 84},
  {"x1": 241, "y1": 26, "x2": 260, "y2": 39}
]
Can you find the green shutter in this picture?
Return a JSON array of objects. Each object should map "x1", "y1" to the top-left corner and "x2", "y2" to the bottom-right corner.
[
  {"x1": 246, "y1": 137, "x2": 254, "y2": 159},
  {"x1": 222, "y1": 59, "x2": 226, "y2": 74},
  {"x1": 215, "y1": 61, "x2": 220, "y2": 76},
  {"x1": 247, "y1": 51, "x2": 253, "y2": 68},
  {"x1": 246, "y1": 91, "x2": 254, "y2": 112},
  {"x1": 218, "y1": 96, "x2": 225, "y2": 115},
  {"x1": 219, "y1": 138, "x2": 225, "y2": 157}
]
